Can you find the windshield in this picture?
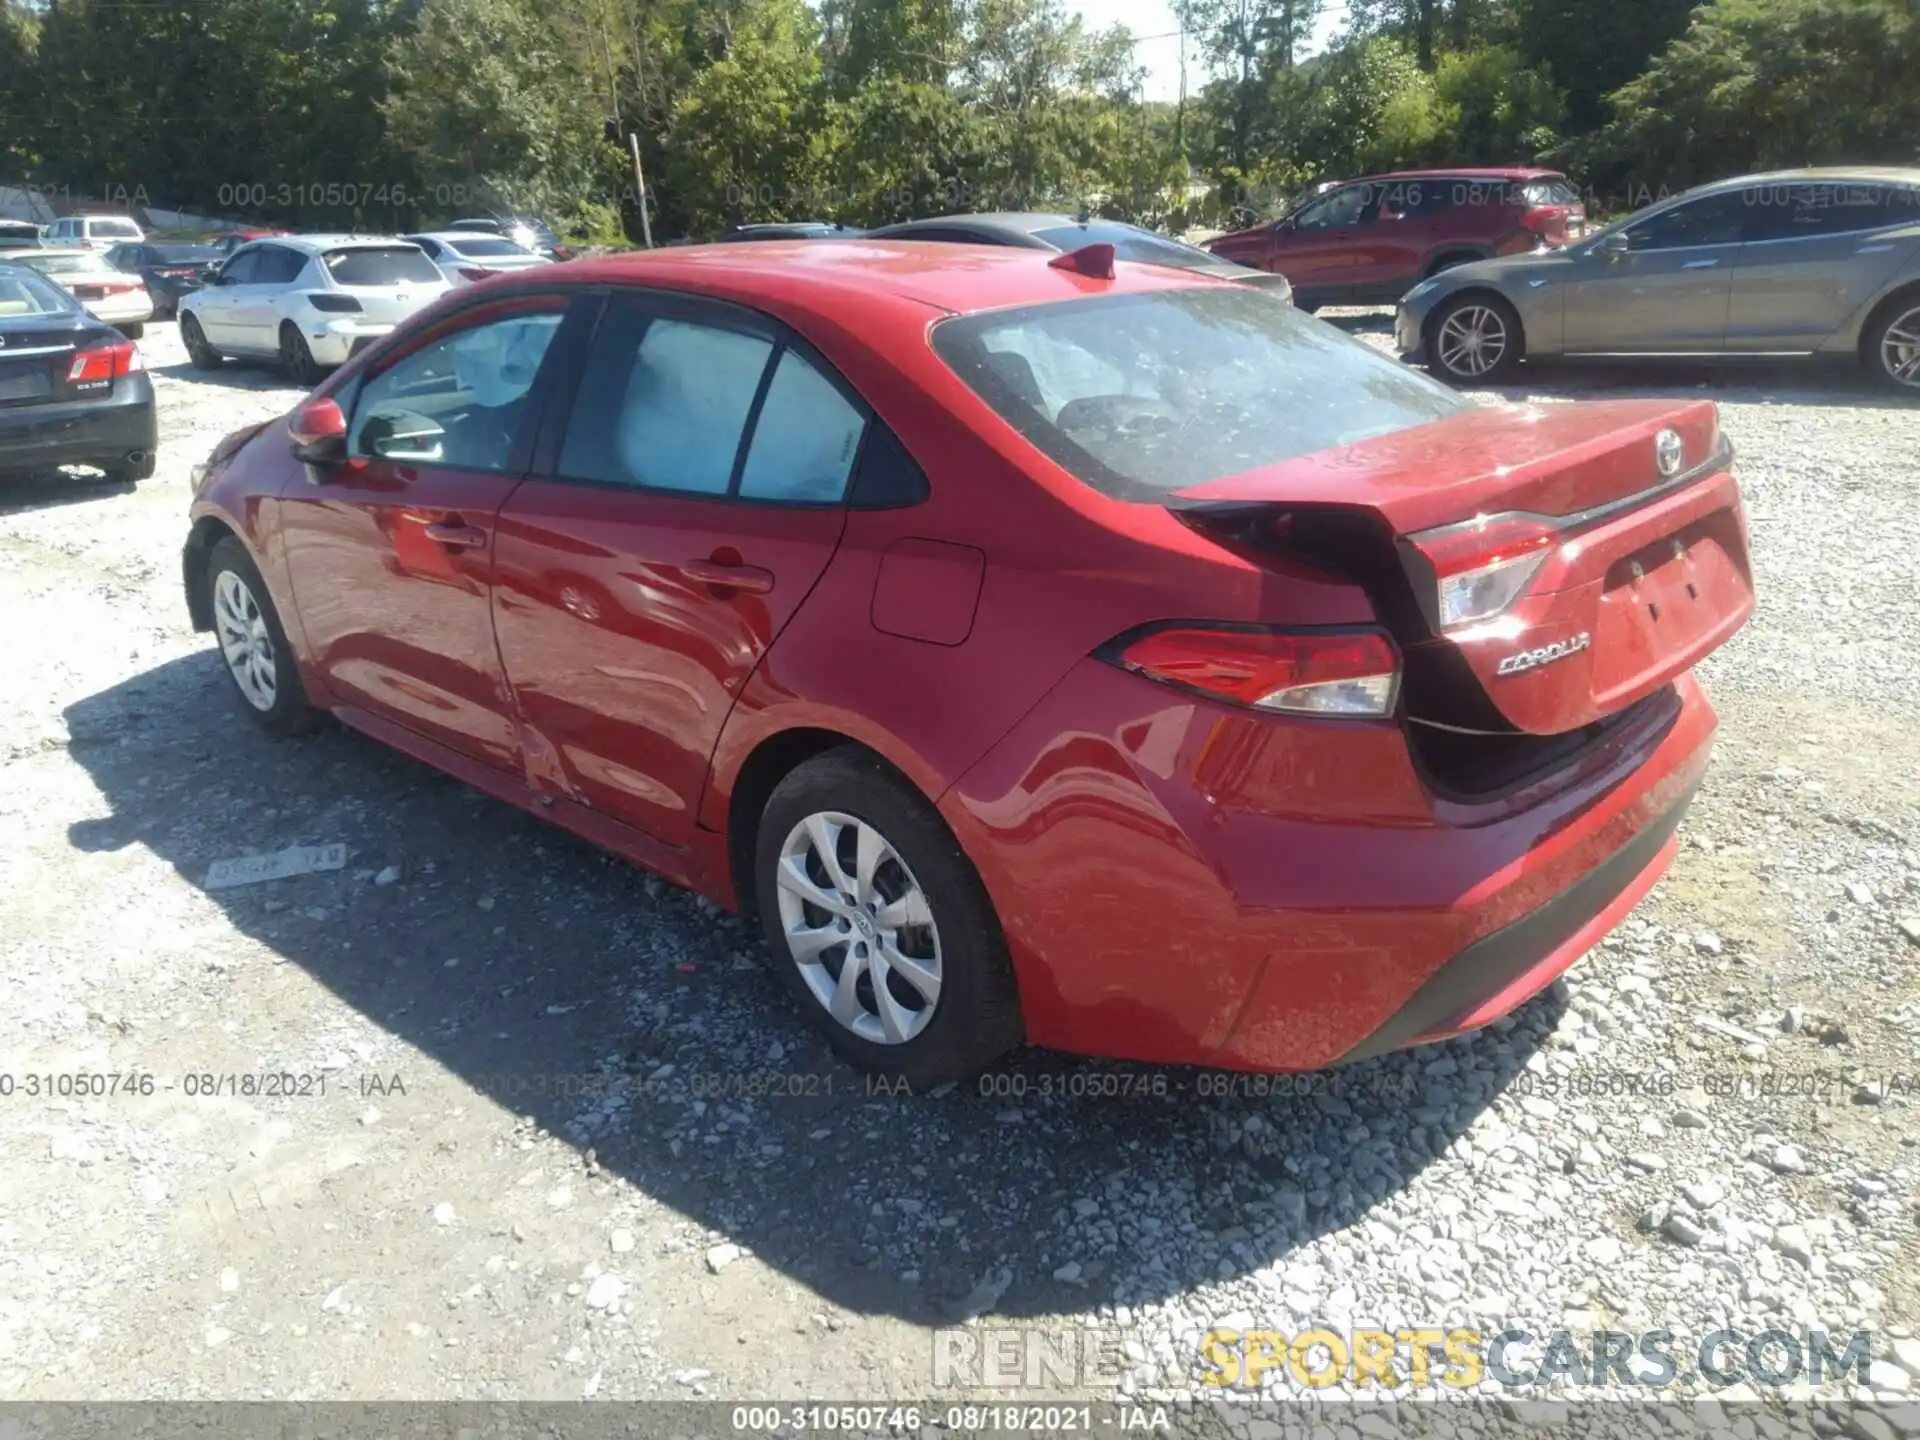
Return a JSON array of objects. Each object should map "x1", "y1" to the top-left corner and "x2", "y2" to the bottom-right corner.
[
  {"x1": 932, "y1": 287, "x2": 1468, "y2": 502},
  {"x1": 323, "y1": 246, "x2": 443, "y2": 286},
  {"x1": 447, "y1": 237, "x2": 530, "y2": 258},
  {"x1": 0, "y1": 267, "x2": 79, "y2": 314},
  {"x1": 15, "y1": 252, "x2": 100, "y2": 276}
]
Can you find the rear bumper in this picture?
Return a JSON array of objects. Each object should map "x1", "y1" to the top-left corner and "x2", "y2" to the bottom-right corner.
[
  {"x1": 305, "y1": 320, "x2": 395, "y2": 365},
  {"x1": 82, "y1": 294, "x2": 154, "y2": 326},
  {"x1": 0, "y1": 376, "x2": 157, "y2": 473},
  {"x1": 943, "y1": 659, "x2": 1716, "y2": 1072}
]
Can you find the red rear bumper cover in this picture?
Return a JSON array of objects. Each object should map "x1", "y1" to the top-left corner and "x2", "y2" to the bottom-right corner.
[{"x1": 941, "y1": 662, "x2": 1714, "y2": 1072}]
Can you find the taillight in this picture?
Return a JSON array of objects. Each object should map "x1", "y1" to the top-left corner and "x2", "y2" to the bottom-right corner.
[
  {"x1": 1402, "y1": 513, "x2": 1559, "y2": 633},
  {"x1": 68, "y1": 340, "x2": 142, "y2": 383},
  {"x1": 1114, "y1": 626, "x2": 1399, "y2": 718},
  {"x1": 99, "y1": 278, "x2": 143, "y2": 294},
  {"x1": 306, "y1": 292, "x2": 363, "y2": 314},
  {"x1": 458, "y1": 266, "x2": 493, "y2": 281}
]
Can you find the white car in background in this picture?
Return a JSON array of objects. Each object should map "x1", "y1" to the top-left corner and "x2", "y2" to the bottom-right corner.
[
  {"x1": 10, "y1": 247, "x2": 153, "y2": 337},
  {"x1": 403, "y1": 231, "x2": 552, "y2": 286},
  {"x1": 44, "y1": 213, "x2": 145, "y2": 251},
  {"x1": 177, "y1": 234, "x2": 451, "y2": 384}
]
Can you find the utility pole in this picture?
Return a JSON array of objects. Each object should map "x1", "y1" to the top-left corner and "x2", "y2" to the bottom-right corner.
[{"x1": 628, "y1": 132, "x2": 654, "y2": 248}]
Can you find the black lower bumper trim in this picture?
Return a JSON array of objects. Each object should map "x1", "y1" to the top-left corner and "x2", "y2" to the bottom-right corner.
[{"x1": 1338, "y1": 780, "x2": 1698, "y2": 1064}]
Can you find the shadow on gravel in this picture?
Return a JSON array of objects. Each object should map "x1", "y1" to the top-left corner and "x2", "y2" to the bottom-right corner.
[
  {"x1": 0, "y1": 469, "x2": 136, "y2": 516},
  {"x1": 148, "y1": 358, "x2": 304, "y2": 390},
  {"x1": 65, "y1": 651, "x2": 1563, "y2": 1325}
]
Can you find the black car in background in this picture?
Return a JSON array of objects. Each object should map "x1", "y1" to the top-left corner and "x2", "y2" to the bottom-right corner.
[
  {"x1": 104, "y1": 242, "x2": 223, "y2": 318},
  {"x1": 864, "y1": 212, "x2": 1294, "y2": 296},
  {"x1": 446, "y1": 215, "x2": 571, "y2": 259},
  {"x1": 0, "y1": 262, "x2": 157, "y2": 485},
  {"x1": 719, "y1": 221, "x2": 866, "y2": 241}
]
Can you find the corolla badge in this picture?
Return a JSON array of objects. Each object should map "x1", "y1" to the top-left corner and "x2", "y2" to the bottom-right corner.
[
  {"x1": 1655, "y1": 428, "x2": 1685, "y2": 477},
  {"x1": 1496, "y1": 632, "x2": 1592, "y2": 677}
]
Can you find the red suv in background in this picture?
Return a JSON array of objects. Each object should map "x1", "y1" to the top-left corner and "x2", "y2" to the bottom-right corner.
[{"x1": 1208, "y1": 167, "x2": 1585, "y2": 309}]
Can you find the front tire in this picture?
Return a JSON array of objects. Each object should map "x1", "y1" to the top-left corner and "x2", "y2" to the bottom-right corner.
[
  {"x1": 181, "y1": 314, "x2": 223, "y2": 370},
  {"x1": 1864, "y1": 295, "x2": 1920, "y2": 394},
  {"x1": 279, "y1": 323, "x2": 324, "y2": 387},
  {"x1": 753, "y1": 749, "x2": 1022, "y2": 1086},
  {"x1": 1427, "y1": 292, "x2": 1523, "y2": 384},
  {"x1": 206, "y1": 536, "x2": 322, "y2": 736}
]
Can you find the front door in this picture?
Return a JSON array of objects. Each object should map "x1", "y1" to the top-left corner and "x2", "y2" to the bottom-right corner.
[
  {"x1": 278, "y1": 295, "x2": 570, "y2": 770},
  {"x1": 1269, "y1": 183, "x2": 1384, "y2": 300},
  {"x1": 1561, "y1": 191, "x2": 1752, "y2": 353},
  {"x1": 194, "y1": 247, "x2": 261, "y2": 347},
  {"x1": 491, "y1": 293, "x2": 864, "y2": 842}
]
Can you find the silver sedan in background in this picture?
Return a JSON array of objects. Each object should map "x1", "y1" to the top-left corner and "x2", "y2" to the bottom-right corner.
[{"x1": 1396, "y1": 167, "x2": 1920, "y2": 393}]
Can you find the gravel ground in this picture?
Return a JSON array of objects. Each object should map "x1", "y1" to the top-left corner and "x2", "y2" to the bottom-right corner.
[{"x1": 1, "y1": 318, "x2": 1917, "y2": 1418}]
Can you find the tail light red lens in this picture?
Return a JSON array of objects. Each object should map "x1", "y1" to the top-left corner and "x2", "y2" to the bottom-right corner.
[
  {"x1": 1403, "y1": 513, "x2": 1559, "y2": 633},
  {"x1": 1116, "y1": 627, "x2": 1399, "y2": 717},
  {"x1": 67, "y1": 340, "x2": 142, "y2": 383}
]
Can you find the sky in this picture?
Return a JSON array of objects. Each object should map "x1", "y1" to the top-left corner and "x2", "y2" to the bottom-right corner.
[{"x1": 1071, "y1": 0, "x2": 1352, "y2": 103}]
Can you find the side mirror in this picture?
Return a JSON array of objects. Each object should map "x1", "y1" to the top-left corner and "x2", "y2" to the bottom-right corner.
[
  {"x1": 1595, "y1": 231, "x2": 1630, "y2": 260},
  {"x1": 289, "y1": 397, "x2": 348, "y2": 469}
]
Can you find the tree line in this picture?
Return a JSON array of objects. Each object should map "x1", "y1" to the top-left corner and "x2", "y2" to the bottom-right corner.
[{"x1": 0, "y1": 0, "x2": 1914, "y2": 244}]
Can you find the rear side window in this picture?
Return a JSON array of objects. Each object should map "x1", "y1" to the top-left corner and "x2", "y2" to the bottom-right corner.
[
  {"x1": 1736, "y1": 181, "x2": 1920, "y2": 241},
  {"x1": 1521, "y1": 178, "x2": 1579, "y2": 206},
  {"x1": 932, "y1": 287, "x2": 1467, "y2": 502},
  {"x1": 324, "y1": 246, "x2": 443, "y2": 286},
  {"x1": 253, "y1": 246, "x2": 308, "y2": 285},
  {"x1": 738, "y1": 350, "x2": 866, "y2": 502},
  {"x1": 556, "y1": 300, "x2": 870, "y2": 505},
  {"x1": 560, "y1": 309, "x2": 773, "y2": 495}
]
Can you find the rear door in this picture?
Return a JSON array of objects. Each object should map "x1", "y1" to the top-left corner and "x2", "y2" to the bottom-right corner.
[
  {"x1": 491, "y1": 291, "x2": 859, "y2": 842},
  {"x1": 277, "y1": 294, "x2": 571, "y2": 769},
  {"x1": 1728, "y1": 180, "x2": 1920, "y2": 350},
  {"x1": 1561, "y1": 191, "x2": 1752, "y2": 352},
  {"x1": 232, "y1": 244, "x2": 306, "y2": 350}
]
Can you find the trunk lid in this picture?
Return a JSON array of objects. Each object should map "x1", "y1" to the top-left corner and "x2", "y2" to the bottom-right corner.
[
  {"x1": 0, "y1": 319, "x2": 98, "y2": 408},
  {"x1": 1174, "y1": 398, "x2": 1754, "y2": 735}
]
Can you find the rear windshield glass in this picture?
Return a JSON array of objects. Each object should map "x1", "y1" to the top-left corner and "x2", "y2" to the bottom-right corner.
[
  {"x1": 323, "y1": 246, "x2": 443, "y2": 286},
  {"x1": 1522, "y1": 178, "x2": 1580, "y2": 205},
  {"x1": 1034, "y1": 223, "x2": 1226, "y2": 273},
  {"x1": 447, "y1": 237, "x2": 526, "y2": 257},
  {"x1": 15, "y1": 252, "x2": 97, "y2": 276},
  {"x1": 152, "y1": 244, "x2": 220, "y2": 264},
  {"x1": 0, "y1": 267, "x2": 78, "y2": 314},
  {"x1": 931, "y1": 287, "x2": 1468, "y2": 502}
]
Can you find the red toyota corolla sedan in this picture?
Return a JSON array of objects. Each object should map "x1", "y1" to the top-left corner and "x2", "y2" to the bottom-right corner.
[{"x1": 181, "y1": 240, "x2": 1754, "y2": 1085}]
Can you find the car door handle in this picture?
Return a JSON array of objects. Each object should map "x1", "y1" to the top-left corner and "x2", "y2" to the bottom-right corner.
[
  {"x1": 682, "y1": 560, "x2": 774, "y2": 595},
  {"x1": 424, "y1": 522, "x2": 488, "y2": 550},
  {"x1": 1682, "y1": 259, "x2": 1720, "y2": 270}
]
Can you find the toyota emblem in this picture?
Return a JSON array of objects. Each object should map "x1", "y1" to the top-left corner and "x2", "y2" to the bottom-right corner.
[{"x1": 1655, "y1": 429, "x2": 1685, "y2": 477}]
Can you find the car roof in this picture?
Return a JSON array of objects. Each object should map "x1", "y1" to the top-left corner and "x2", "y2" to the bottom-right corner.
[
  {"x1": 247, "y1": 234, "x2": 416, "y2": 253},
  {"x1": 554, "y1": 238, "x2": 1228, "y2": 318},
  {"x1": 1349, "y1": 167, "x2": 1564, "y2": 182},
  {"x1": 1692, "y1": 166, "x2": 1920, "y2": 189}
]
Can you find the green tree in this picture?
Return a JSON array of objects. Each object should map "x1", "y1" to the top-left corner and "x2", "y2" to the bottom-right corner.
[{"x1": 1512, "y1": 0, "x2": 1697, "y2": 131}]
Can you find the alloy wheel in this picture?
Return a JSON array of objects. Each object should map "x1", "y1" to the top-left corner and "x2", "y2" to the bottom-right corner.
[
  {"x1": 213, "y1": 569, "x2": 278, "y2": 712},
  {"x1": 1880, "y1": 304, "x2": 1920, "y2": 389},
  {"x1": 1437, "y1": 304, "x2": 1509, "y2": 379},
  {"x1": 773, "y1": 811, "x2": 942, "y2": 1046}
]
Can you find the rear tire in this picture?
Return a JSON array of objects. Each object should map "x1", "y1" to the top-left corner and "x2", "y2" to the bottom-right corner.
[
  {"x1": 279, "y1": 323, "x2": 324, "y2": 387},
  {"x1": 206, "y1": 536, "x2": 323, "y2": 737},
  {"x1": 752, "y1": 748, "x2": 1022, "y2": 1087},
  {"x1": 1427, "y1": 292, "x2": 1523, "y2": 384},
  {"x1": 181, "y1": 314, "x2": 223, "y2": 370},
  {"x1": 1863, "y1": 294, "x2": 1920, "y2": 394}
]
